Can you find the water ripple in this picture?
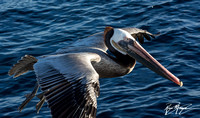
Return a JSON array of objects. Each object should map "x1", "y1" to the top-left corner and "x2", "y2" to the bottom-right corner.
[{"x1": 1, "y1": 0, "x2": 200, "y2": 118}]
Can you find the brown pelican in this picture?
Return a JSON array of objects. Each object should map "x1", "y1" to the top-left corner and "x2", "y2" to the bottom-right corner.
[{"x1": 8, "y1": 27, "x2": 183, "y2": 118}]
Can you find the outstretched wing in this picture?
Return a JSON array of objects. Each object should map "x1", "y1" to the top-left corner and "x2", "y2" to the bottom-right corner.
[
  {"x1": 34, "y1": 53, "x2": 101, "y2": 118},
  {"x1": 71, "y1": 33, "x2": 106, "y2": 50},
  {"x1": 56, "y1": 33, "x2": 107, "y2": 54},
  {"x1": 122, "y1": 28, "x2": 157, "y2": 44}
]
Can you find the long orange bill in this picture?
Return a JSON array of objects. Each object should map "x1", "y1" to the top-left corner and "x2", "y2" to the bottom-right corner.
[{"x1": 118, "y1": 40, "x2": 183, "y2": 87}]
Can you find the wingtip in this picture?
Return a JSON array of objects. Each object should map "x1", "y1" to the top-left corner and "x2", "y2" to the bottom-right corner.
[
  {"x1": 8, "y1": 55, "x2": 37, "y2": 78},
  {"x1": 8, "y1": 67, "x2": 14, "y2": 76},
  {"x1": 8, "y1": 70, "x2": 16, "y2": 79}
]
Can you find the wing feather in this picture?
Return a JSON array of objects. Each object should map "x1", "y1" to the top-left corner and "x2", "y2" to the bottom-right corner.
[
  {"x1": 34, "y1": 53, "x2": 100, "y2": 118},
  {"x1": 8, "y1": 55, "x2": 37, "y2": 78},
  {"x1": 122, "y1": 27, "x2": 157, "y2": 44}
]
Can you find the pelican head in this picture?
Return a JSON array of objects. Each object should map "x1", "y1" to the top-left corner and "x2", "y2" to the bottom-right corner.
[{"x1": 104, "y1": 26, "x2": 183, "y2": 86}]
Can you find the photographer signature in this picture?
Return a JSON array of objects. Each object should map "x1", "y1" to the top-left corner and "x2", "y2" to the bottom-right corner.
[{"x1": 164, "y1": 102, "x2": 199, "y2": 115}]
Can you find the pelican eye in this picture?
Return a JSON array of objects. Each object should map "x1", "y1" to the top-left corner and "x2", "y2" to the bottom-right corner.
[
  {"x1": 123, "y1": 37, "x2": 128, "y2": 40},
  {"x1": 124, "y1": 37, "x2": 131, "y2": 42}
]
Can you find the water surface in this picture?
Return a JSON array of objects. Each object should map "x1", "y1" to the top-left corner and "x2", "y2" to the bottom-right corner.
[{"x1": 0, "y1": 0, "x2": 200, "y2": 118}]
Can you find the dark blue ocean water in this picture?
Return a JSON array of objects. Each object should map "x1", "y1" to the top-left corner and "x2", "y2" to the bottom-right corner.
[{"x1": 1, "y1": 0, "x2": 200, "y2": 118}]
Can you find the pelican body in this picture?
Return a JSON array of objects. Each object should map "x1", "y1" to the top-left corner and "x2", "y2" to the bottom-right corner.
[{"x1": 8, "y1": 27, "x2": 182, "y2": 118}]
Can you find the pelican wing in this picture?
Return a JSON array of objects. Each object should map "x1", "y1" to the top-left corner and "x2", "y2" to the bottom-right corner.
[
  {"x1": 56, "y1": 33, "x2": 107, "y2": 54},
  {"x1": 8, "y1": 55, "x2": 37, "y2": 78},
  {"x1": 122, "y1": 28, "x2": 156, "y2": 44},
  {"x1": 72, "y1": 33, "x2": 106, "y2": 50},
  {"x1": 34, "y1": 53, "x2": 101, "y2": 118}
]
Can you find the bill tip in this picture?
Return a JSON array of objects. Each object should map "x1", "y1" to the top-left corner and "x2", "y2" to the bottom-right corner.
[{"x1": 179, "y1": 81, "x2": 183, "y2": 87}]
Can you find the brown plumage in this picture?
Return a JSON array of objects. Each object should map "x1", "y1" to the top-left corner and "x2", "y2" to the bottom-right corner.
[
  {"x1": 122, "y1": 28, "x2": 156, "y2": 44},
  {"x1": 8, "y1": 55, "x2": 37, "y2": 78}
]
